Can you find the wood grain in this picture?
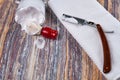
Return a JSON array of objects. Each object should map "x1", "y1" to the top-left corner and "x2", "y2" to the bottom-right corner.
[{"x1": 0, "y1": 0, "x2": 120, "y2": 80}]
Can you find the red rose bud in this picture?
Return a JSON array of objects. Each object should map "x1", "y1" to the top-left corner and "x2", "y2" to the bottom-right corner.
[{"x1": 40, "y1": 27, "x2": 58, "y2": 39}]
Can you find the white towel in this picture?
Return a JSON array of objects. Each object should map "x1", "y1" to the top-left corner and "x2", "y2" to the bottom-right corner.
[{"x1": 48, "y1": 0, "x2": 120, "y2": 79}]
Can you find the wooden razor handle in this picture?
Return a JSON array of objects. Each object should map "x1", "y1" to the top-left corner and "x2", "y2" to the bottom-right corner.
[{"x1": 96, "y1": 24, "x2": 111, "y2": 73}]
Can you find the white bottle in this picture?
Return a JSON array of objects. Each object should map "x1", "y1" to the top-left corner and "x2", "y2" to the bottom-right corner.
[{"x1": 15, "y1": 0, "x2": 45, "y2": 35}]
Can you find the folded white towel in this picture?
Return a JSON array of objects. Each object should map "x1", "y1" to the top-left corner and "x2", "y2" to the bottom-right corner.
[{"x1": 48, "y1": 0, "x2": 120, "y2": 79}]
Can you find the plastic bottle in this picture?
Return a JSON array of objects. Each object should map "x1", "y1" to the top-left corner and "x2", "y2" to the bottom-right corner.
[{"x1": 15, "y1": 0, "x2": 45, "y2": 35}]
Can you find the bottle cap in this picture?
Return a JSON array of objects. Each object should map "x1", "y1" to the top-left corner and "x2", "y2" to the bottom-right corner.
[{"x1": 40, "y1": 27, "x2": 58, "y2": 39}]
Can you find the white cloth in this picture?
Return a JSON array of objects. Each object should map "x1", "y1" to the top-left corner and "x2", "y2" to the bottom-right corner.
[{"x1": 48, "y1": 0, "x2": 120, "y2": 79}]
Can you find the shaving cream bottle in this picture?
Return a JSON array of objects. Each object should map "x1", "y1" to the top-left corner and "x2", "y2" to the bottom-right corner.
[
  {"x1": 15, "y1": 0, "x2": 58, "y2": 39},
  {"x1": 15, "y1": 0, "x2": 45, "y2": 35}
]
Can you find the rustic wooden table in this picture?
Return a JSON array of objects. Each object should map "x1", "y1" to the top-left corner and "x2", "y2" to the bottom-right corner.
[{"x1": 0, "y1": 0, "x2": 120, "y2": 80}]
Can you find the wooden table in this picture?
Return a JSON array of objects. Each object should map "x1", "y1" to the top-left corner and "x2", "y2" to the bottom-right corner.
[{"x1": 0, "y1": 0, "x2": 120, "y2": 80}]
